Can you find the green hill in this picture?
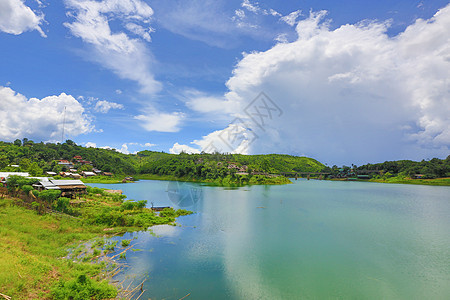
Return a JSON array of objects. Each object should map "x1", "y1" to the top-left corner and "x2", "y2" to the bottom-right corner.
[{"x1": 0, "y1": 139, "x2": 325, "y2": 185}]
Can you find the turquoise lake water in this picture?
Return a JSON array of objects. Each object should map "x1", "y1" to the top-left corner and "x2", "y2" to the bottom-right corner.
[{"x1": 90, "y1": 179, "x2": 450, "y2": 299}]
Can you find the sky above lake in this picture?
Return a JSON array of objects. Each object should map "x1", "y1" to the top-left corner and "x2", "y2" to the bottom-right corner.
[{"x1": 1, "y1": 0, "x2": 449, "y2": 165}]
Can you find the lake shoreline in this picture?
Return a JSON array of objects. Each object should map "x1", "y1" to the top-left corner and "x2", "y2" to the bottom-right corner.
[
  {"x1": 325, "y1": 177, "x2": 450, "y2": 186},
  {"x1": 0, "y1": 184, "x2": 191, "y2": 299}
]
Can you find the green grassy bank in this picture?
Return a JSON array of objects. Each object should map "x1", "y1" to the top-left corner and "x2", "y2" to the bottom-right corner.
[
  {"x1": 136, "y1": 173, "x2": 292, "y2": 186},
  {"x1": 0, "y1": 186, "x2": 191, "y2": 299},
  {"x1": 368, "y1": 177, "x2": 450, "y2": 186}
]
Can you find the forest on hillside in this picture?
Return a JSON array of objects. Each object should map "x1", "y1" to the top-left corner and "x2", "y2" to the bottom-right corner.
[
  {"x1": 0, "y1": 139, "x2": 324, "y2": 180},
  {"x1": 1, "y1": 139, "x2": 448, "y2": 180}
]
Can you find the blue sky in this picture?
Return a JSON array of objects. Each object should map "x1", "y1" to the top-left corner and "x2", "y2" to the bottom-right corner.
[{"x1": 0, "y1": 0, "x2": 449, "y2": 165}]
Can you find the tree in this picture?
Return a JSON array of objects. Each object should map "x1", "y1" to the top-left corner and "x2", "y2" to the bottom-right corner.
[
  {"x1": 65, "y1": 139, "x2": 75, "y2": 146},
  {"x1": 28, "y1": 162, "x2": 43, "y2": 176},
  {"x1": 14, "y1": 139, "x2": 22, "y2": 147},
  {"x1": 19, "y1": 158, "x2": 32, "y2": 171}
]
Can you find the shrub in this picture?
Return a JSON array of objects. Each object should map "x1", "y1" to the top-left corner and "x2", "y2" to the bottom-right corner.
[
  {"x1": 21, "y1": 184, "x2": 34, "y2": 195},
  {"x1": 86, "y1": 186, "x2": 105, "y2": 196},
  {"x1": 54, "y1": 197, "x2": 71, "y2": 213},
  {"x1": 52, "y1": 273, "x2": 117, "y2": 300},
  {"x1": 121, "y1": 239, "x2": 130, "y2": 247},
  {"x1": 31, "y1": 201, "x2": 40, "y2": 211},
  {"x1": 39, "y1": 189, "x2": 62, "y2": 203},
  {"x1": 159, "y1": 207, "x2": 176, "y2": 218}
]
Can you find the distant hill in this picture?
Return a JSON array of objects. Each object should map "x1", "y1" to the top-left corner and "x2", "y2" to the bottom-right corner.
[
  {"x1": 0, "y1": 140, "x2": 326, "y2": 180},
  {"x1": 0, "y1": 139, "x2": 136, "y2": 175}
]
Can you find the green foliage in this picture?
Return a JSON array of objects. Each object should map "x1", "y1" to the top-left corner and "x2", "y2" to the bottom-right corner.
[
  {"x1": 86, "y1": 186, "x2": 105, "y2": 196},
  {"x1": 51, "y1": 274, "x2": 117, "y2": 300},
  {"x1": 120, "y1": 200, "x2": 147, "y2": 210},
  {"x1": 0, "y1": 140, "x2": 137, "y2": 175},
  {"x1": 38, "y1": 189, "x2": 62, "y2": 203},
  {"x1": 159, "y1": 207, "x2": 176, "y2": 218},
  {"x1": 105, "y1": 241, "x2": 117, "y2": 251},
  {"x1": 21, "y1": 184, "x2": 34, "y2": 195},
  {"x1": 54, "y1": 197, "x2": 71, "y2": 213},
  {"x1": 6, "y1": 175, "x2": 39, "y2": 193},
  {"x1": 121, "y1": 239, "x2": 130, "y2": 247},
  {"x1": 356, "y1": 157, "x2": 450, "y2": 179}
]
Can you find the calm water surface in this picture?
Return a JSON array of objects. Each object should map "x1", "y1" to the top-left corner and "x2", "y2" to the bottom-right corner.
[{"x1": 90, "y1": 179, "x2": 450, "y2": 299}]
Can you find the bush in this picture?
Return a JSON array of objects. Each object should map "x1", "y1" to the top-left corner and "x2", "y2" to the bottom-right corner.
[
  {"x1": 31, "y1": 201, "x2": 40, "y2": 211},
  {"x1": 39, "y1": 189, "x2": 62, "y2": 203},
  {"x1": 6, "y1": 175, "x2": 39, "y2": 193},
  {"x1": 86, "y1": 186, "x2": 104, "y2": 196},
  {"x1": 21, "y1": 184, "x2": 34, "y2": 195},
  {"x1": 52, "y1": 274, "x2": 117, "y2": 300},
  {"x1": 121, "y1": 239, "x2": 130, "y2": 247},
  {"x1": 54, "y1": 197, "x2": 71, "y2": 213},
  {"x1": 159, "y1": 207, "x2": 176, "y2": 218},
  {"x1": 120, "y1": 200, "x2": 147, "y2": 211}
]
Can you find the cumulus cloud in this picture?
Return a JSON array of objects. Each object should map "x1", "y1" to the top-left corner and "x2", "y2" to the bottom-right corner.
[
  {"x1": 0, "y1": 86, "x2": 93, "y2": 141},
  {"x1": 0, "y1": 0, "x2": 46, "y2": 37},
  {"x1": 94, "y1": 100, "x2": 124, "y2": 113},
  {"x1": 170, "y1": 122, "x2": 253, "y2": 155},
  {"x1": 169, "y1": 142, "x2": 200, "y2": 154},
  {"x1": 85, "y1": 142, "x2": 97, "y2": 148},
  {"x1": 134, "y1": 110, "x2": 184, "y2": 132},
  {"x1": 183, "y1": 5, "x2": 450, "y2": 164},
  {"x1": 64, "y1": 0, "x2": 160, "y2": 94},
  {"x1": 144, "y1": 142, "x2": 156, "y2": 147}
]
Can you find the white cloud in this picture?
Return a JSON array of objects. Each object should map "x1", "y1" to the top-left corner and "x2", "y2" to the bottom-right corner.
[
  {"x1": 85, "y1": 142, "x2": 97, "y2": 148},
  {"x1": 94, "y1": 100, "x2": 124, "y2": 113},
  {"x1": 118, "y1": 143, "x2": 130, "y2": 154},
  {"x1": 280, "y1": 10, "x2": 302, "y2": 26},
  {"x1": 64, "y1": 0, "x2": 161, "y2": 94},
  {"x1": 115, "y1": 89, "x2": 122, "y2": 94},
  {"x1": 149, "y1": 0, "x2": 285, "y2": 48},
  {"x1": 169, "y1": 142, "x2": 200, "y2": 154},
  {"x1": 0, "y1": 0, "x2": 46, "y2": 37},
  {"x1": 125, "y1": 22, "x2": 153, "y2": 42},
  {"x1": 192, "y1": 123, "x2": 252, "y2": 154},
  {"x1": 184, "y1": 5, "x2": 450, "y2": 164},
  {"x1": 184, "y1": 89, "x2": 236, "y2": 115},
  {"x1": 0, "y1": 86, "x2": 93, "y2": 142},
  {"x1": 134, "y1": 110, "x2": 184, "y2": 132},
  {"x1": 144, "y1": 142, "x2": 156, "y2": 147}
]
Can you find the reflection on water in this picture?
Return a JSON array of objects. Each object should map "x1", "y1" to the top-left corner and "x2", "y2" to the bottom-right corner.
[
  {"x1": 167, "y1": 181, "x2": 203, "y2": 207},
  {"x1": 89, "y1": 180, "x2": 450, "y2": 299}
]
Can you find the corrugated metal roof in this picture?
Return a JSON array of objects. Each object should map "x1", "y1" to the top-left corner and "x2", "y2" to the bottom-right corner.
[
  {"x1": 39, "y1": 181, "x2": 61, "y2": 189},
  {"x1": 0, "y1": 172, "x2": 30, "y2": 177},
  {"x1": 82, "y1": 172, "x2": 96, "y2": 176},
  {"x1": 51, "y1": 180, "x2": 85, "y2": 186}
]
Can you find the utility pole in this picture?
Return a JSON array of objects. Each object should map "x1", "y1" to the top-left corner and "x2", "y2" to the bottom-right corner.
[{"x1": 61, "y1": 106, "x2": 66, "y2": 143}]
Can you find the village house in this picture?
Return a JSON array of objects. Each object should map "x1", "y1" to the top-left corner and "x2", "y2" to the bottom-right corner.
[
  {"x1": 81, "y1": 171, "x2": 96, "y2": 177},
  {"x1": 34, "y1": 179, "x2": 87, "y2": 198},
  {"x1": 57, "y1": 160, "x2": 74, "y2": 169}
]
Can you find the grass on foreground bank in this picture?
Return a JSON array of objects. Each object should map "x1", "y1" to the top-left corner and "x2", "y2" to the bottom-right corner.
[
  {"x1": 136, "y1": 173, "x2": 292, "y2": 186},
  {"x1": 0, "y1": 186, "x2": 191, "y2": 299}
]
